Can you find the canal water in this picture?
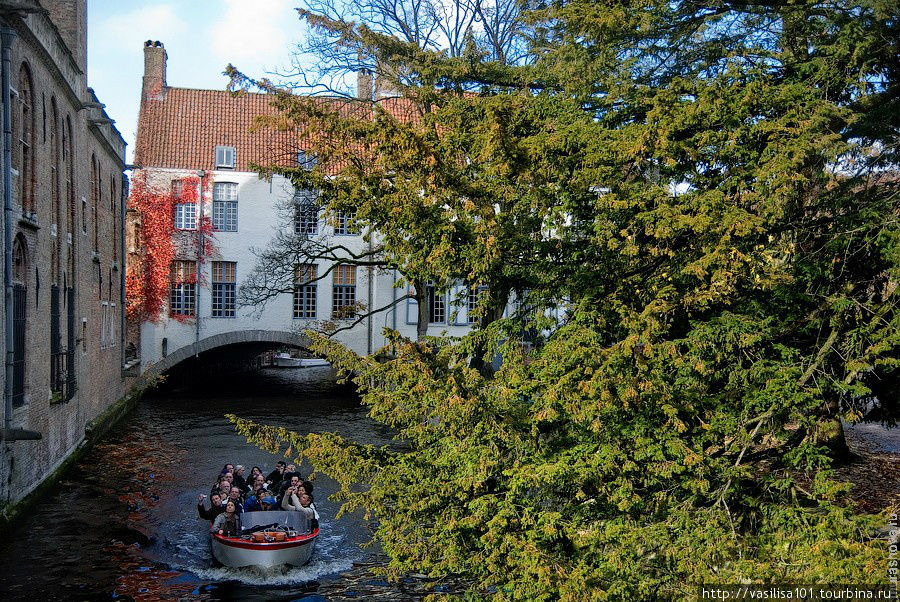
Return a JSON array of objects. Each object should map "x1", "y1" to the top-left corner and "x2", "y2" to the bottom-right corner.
[{"x1": 0, "y1": 367, "x2": 420, "y2": 601}]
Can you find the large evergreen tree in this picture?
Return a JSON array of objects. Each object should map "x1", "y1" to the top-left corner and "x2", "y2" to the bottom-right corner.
[{"x1": 231, "y1": 0, "x2": 898, "y2": 597}]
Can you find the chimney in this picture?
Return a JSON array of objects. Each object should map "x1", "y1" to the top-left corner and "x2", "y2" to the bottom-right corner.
[
  {"x1": 142, "y1": 40, "x2": 167, "y2": 101},
  {"x1": 42, "y1": 0, "x2": 87, "y2": 74},
  {"x1": 357, "y1": 68, "x2": 373, "y2": 101},
  {"x1": 374, "y1": 59, "x2": 401, "y2": 100}
]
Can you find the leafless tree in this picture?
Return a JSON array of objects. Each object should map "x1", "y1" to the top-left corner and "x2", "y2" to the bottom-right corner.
[{"x1": 274, "y1": 0, "x2": 529, "y2": 97}]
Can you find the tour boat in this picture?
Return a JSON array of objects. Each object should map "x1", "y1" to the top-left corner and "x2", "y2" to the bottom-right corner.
[
  {"x1": 210, "y1": 510, "x2": 318, "y2": 568},
  {"x1": 273, "y1": 353, "x2": 330, "y2": 368}
]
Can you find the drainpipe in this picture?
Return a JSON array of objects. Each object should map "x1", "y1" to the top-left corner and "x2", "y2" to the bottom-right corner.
[
  {"x1": 194, "y1": 171, "x2": 204, "y2": 356},
  {"x1": 391, "y1": 269, "x2": 397, "y2": 331},
  {"x1": 366, "y1": 230, "x2": 373, "y2": 355},
  {"x1": 119, "y1": 171, "x2": 126, "y2": 373},
  {"x1": 1, "y1": 24, "x2": 37, "y2": 441},
  {"x1": 2, "y1": 25, "x2": 16, "y2": 434}
]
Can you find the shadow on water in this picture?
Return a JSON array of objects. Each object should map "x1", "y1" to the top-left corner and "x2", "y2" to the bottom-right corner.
[{"x1": 0, "y1": 366, "x2": 424, "y2": 601}]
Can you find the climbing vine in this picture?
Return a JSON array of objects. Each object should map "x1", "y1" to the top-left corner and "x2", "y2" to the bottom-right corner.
[{"x1": 126, "y1": 171, "x2": 215, "y2": 323}]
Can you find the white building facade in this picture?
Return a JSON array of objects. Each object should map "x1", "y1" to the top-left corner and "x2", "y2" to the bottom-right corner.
[{"x1": 132, "y1": 42, "x2": 481, "y2": 371}]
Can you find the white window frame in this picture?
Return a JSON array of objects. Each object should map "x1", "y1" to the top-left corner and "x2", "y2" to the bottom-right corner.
[
  {"x1": 212, "y1": 182, "x2": 238, "y2": 232},
  {"x1": 294, "y1": 189, "x2": 320, "y2": 235},
  {"x1": 173, "y1": 202, "x2": 197, "y2": 230},
  {"x1": 215, "y1": 145, "x2": 236, "y2": 169}
]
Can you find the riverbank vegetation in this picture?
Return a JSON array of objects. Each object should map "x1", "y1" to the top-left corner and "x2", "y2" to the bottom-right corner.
[{"x1": 230, "y1": 0, "x2": 898, "y2": 598}]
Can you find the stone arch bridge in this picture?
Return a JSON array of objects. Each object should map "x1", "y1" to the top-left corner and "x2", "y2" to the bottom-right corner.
[{"x1": 142, "y1": 329, "x2": 314, "y2": 376}]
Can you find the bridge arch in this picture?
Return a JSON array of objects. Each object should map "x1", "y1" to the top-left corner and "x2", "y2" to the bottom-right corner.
[{"x1": 145, "y1": 329, "x2": 313, "y2": 375}]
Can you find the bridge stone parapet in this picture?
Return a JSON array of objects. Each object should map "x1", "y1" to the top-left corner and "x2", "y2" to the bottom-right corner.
[{"x1": 143, "y1": 330, "x2": 312, "y2": 375}]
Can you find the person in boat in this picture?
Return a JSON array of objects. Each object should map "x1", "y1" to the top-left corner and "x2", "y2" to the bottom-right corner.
[
  {"x1": 211, "y1": 500, "x2": 240, "y2": 537},
  {"x1": 251, "y1": 473, "x2": 267, "y2": 493},
  {"x1": 197, "y1": 493, "x2": 226, "y2": 520},
  {"x1": 233, "y1": 465, "x2": 248, "y2": 493},
  {"x1": 227, "y1": 486, "x2": 245, "y2": 514},
  {"x1": 242, "y1": 486, "x2": 267, "y2": 512},
  {"x1": 276, "y1": 474, "x2": 302, "y2": 502},
  {"x1": 283, "y1": 490, "x2": 319, "y2": 530},
  {"x1": 212, "y1": 477, "x2": 231, "y2": 499},
  {"x1": 221, "y1": 463, "x2": 235, "y2": 476},
  {"x1": 259, "y1": 495, "x2": 278, "y2": 512},
  {"x1": 249, "y1": 466, "x2": 264, "y2": 482},
  {"x1": 265, "y1": 461, "x2": 286, "y2": 488}
]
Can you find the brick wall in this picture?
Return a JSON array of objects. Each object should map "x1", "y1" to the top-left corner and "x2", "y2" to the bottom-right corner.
[{"x1": 0, "y1": 5, "x2": 128, "y2": 517}]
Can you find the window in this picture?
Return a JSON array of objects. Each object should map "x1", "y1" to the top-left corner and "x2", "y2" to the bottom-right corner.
[
  {"x1": 211, "y1": 261, "x2": 236, "y2": 318},
  {"x1": 294, "y1": 189, "x2": 319, "y2": 235},
  {"x1": 17, "y1": 64, "x2": 34, "y2": 214},
  {"x1": 213, "y1": 182, "x2": 238, "y2": 231},
  {"x1": 100, "y1": 301, "x2": 117, "y2": 349},
  {"x1": 174, "y1": 201, "x2": 197, "y2": 230},
  {"x1": 50, "y1": 99, "x2": 60, "y2": 227},
  {"x1": 332, "y1": 265, "x2": 356, "y2": 317},
  {"x1": 297, "y1": 149, "x2": 317, "y2": 171},
  {"x1": 169, "y1": 260, "x2": 196, "y2": 317},
  {"x1": 111, "y1": 176, "x2": 118, "y2": 262},
  {"x1": 293, "y1": 264, "x2": 318, "y2": 319},
  {"x1": 215, "y1": 145, "x2": 236, "y2": 169},
  {"x1": 467, "y1": 287, "x2": 480, "y2": 324},
  {"x1": 333, "y1": 210, "x2": 357, "y2": 235},
  {"x1": 12, "y1": 236, "x2": 27, "y2": 407},
  {"x1": 427, "y1": 283, "x2": 445, "y2": 324},
  {"x1": 65, "y1": 117, "x2": 75, "y2": 273},
  {"x1": 171, "y1": 179, "x2": 183, "y2": 199},
  {"x1": 90, "y1": 154, "x2": 99, "y2": 254}
]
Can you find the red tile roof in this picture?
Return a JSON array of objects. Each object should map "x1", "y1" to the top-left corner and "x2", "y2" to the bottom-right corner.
[{"x1": 134, "y1": 86, "x2": 420, "y2": 173}]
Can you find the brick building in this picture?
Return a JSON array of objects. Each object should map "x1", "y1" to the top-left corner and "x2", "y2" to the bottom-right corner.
[
  {"x1": 0, "y1": 0, "x2": 128, "y2": 521},
  {"x1": 130, "y1": 42, "x2": 487, "y2": 372}
]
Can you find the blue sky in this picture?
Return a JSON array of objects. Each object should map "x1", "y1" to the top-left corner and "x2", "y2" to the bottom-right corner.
[{"x1": 87, "y1": 0, "x2": 303, "y2": 162}]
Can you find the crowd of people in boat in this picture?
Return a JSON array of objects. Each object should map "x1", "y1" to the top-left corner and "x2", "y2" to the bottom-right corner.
[{"x1": 196, "y1": 461, "x2": 319, "y2": 537}]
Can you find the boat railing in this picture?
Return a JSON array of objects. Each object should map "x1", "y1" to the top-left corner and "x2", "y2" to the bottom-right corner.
[{"x1": 239, "y1": 510, "x2": 311, "y2": 535}]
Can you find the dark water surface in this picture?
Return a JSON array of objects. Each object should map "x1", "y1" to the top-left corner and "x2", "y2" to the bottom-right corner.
[{"x1": 0, "y1": 367, "x2": 407, "y2": 601}]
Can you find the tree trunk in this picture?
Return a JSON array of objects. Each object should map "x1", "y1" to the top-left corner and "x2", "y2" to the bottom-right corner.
[{"x1": 414, "y1": 278, "x2": 429, "y2": 342}]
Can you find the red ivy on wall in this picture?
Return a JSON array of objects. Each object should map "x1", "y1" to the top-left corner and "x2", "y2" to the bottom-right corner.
[{"x1": 126, "y1": 171, "x2": 216, "y2": 323}]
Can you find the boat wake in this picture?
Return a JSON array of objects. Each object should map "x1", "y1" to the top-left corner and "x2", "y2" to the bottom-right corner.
[{"x1": 192, "y1": 557, "x2": 354, "y2": 585}]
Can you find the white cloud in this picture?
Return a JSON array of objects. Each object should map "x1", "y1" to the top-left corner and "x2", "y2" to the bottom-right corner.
[
  {"x1": 93, "y1": 4, "x2": 189, "y2": 50},
  {"x1": 209, "y1": 0, "x2": 297, "y2": 71}
]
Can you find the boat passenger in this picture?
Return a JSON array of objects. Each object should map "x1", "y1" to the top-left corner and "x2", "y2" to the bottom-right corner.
[
  {"x1": 243, "y1": 486, "x2": 268, "y2": 512},
  {"x1": 249, "y1": 466, "x2": 264, "y2": 481},
  {"x1": 197, "y1": 493, "x2": 225, "y2": 521},
  {"x1": 227, "y1": 486, "x2": 245, "y2": 513},
  {"x1": 233, "y1": 465, "x2": 248, "y2": 493},
  {"x1": 260, "y1": 495, "x2": 278, "y2": 512},
  {"x1": 212, "y1": 477, "x2": 231, "y2": 499},
  {"x1": 281, "y1": 486, "x2": 304, "y2": 512},
  {"x1": 284, "y1": 491, "x2": 318, "y2": 529},
  {"x1": 211, "y1": 501, "x2": 240, "y2": 537},
  {"x1": 266, "y1": 461, "x2": 286, "y2": 488},
  {"x1": 221, "y1": 463, "x2": 235, "y2": 476},
  {"x1": 277, "y1": 475, "x2": 302, "y2": 502},
  {"x1": 251, "y1": 474, "x2": 267, "y2": 492}
]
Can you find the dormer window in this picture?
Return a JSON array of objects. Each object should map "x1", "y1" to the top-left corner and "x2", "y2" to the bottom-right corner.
[
  {"x1": 297, "y1": 149, "x2": 317, "y2": 171},
  {"x1": 215, "y1": 145, "x2": 236, "y2": 169}
]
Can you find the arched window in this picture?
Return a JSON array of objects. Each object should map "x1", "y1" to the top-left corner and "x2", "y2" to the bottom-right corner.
[
  {"x1": 110, "y1": 175, "x2": 117, "y2": 262},
  {"x1": 12, "y1": 234, "x2": 27, "y2": 284},
  {"x1": 11, "y1": 235, "x2": 28, "y2": 407},
  {"x1": 91, "y1": 155, "x2": 99, "y2": 254},
  {"x1": 50, "y1": 98, "x2": 60, "y2": 284},
  {"x1": 17, "y1": 64, "x2": 34, "y2": 214},
  {"x1": 50, "y1": 97, "x2": 59, "y2": 224},
  {"x1": 65, "y1": 116, "x2": 75, "y2": 278}
]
